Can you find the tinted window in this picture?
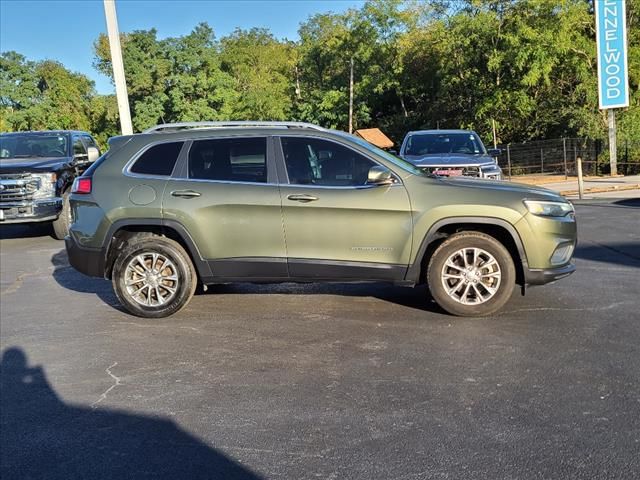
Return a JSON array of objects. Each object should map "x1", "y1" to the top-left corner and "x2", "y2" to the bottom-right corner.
[
  {"x1": 281, "y1": 137, "x2": 376, "y2": 186},
  {"x1": 73, "y1": 137, "x2": 87, "y2": 156},
  {"x1": 131, "y1": 142, "x2": 183, "y2": 176},
  {"x1": 189, "y1": 137, "x2": 267, "y2": 183},
  {"x1": 82, "y1": 135, "x2": 99, "y2": 151}
]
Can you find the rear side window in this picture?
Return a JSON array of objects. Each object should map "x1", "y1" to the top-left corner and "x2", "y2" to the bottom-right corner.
[
  {"x1": 130, "y1": 142, "x2": 184, "y2": 176},
  {"x1": 188, "y1": 137, "x2": 267, "y2": 183}
]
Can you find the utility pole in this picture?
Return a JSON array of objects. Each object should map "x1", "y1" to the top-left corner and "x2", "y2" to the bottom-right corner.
[
  {"x1": 492, "y1": 119, "x2": 497, "y2": 148},
  {"x1": 348, "y1": 57, "x2": 354, "y2": 134},
  {"x1": 608, "y1": 110, "x2": 617, "y2": 175},
  {"x1": 103, "y1": 0, "x2": 133, "y2": 135},
  {"x1": 294, "y1": 65, "x2": 301, "y2": 99}
]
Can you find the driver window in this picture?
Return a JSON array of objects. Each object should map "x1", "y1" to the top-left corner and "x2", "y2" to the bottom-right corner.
[
  {"x1": 281, "y1": 137, "x2": 376, "y2": 187},
  {"x1": 82, "y1": 135, "x2": 99, "y2": 153},
  {"x1": 72, "y1": 137, "x2": 86, "y2": 156}
]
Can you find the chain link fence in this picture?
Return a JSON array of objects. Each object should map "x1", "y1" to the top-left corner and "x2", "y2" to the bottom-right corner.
[{"x1": 495, "y1": 138, "x2": 640, "y2": 178}]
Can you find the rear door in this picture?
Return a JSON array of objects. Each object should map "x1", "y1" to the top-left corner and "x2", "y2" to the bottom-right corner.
[
  {"x1": 276, "y1": 136, "x2": 413, "y2": 281},
  {"x1": 163, "y1": 136, "x2": 287, "y2": 280}
]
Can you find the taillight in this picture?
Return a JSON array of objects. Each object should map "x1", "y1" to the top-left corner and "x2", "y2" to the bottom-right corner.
[{"x1": 72, "y1": 177, "x2": 92, "y2": 194}]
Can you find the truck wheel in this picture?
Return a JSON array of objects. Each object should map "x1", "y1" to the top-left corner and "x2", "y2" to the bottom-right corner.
[
  {"x1": 51, "y1": 191, "x2": 70, "y2": 240},
  {"x1": 427, "y1": 231, "x2": 515, "y2": 317},
  {"x1": 112, "y1": 234, "x2": 197, "y2": 318}
]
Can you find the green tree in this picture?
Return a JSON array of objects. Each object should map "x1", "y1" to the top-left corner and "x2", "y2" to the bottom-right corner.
[
  {"x1": 165, "y1": 23, "x2": 237, "y2": 122},
  {"x1": 220, "y1": 28, "x2": 295, "y2": 120},
  {"x1": 1, "y1": 51, "x2": 94, "y2": 132},
  {"x1": 94, "y1": 23, "x2": 240, "y2": 131},
  {"x1": 3, "y1": 0, "x2": 638, "y2": 148}
]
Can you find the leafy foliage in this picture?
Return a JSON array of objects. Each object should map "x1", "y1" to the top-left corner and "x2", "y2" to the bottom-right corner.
[
  {"x1": 1, "y1": 0, "x2": 638, "y2": 148},
  {"x1": 1, "y1": 52, "x2": 94, "y2": 132}
]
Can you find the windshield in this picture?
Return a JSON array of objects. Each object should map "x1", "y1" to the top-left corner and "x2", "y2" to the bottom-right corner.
[
  {"x1": 335, "y1": 132, "x2": 426, "y2": 176},
  {"x1": 0, "y1": 134, "x2": 69, "y2": 159},
  {"x1": 405, "y1": 132, "x2": 486, "y2": 156}
]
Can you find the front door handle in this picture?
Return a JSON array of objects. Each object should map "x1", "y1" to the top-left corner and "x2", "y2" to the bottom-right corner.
[
  {"x1": 171, "y1": 190, "x2": 201, "y2": 198},
  {"x1": 287, "y1": 194, "x2": 319, "y2": 203}
]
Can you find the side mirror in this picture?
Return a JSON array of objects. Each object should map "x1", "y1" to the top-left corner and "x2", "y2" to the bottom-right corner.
[
  {"x1": 87, "y1": 147, "x2": 100, "y2": 163},
  {"x1": 367, "y1": 166, "x2": 394, "y2": 186},
  {"x1": 487, "y1": 148, "x2": 501, "y2": 157}
]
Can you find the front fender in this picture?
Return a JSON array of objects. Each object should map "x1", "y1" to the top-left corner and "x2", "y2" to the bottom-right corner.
[{"x1": 405, "y1": 213, "x2": 527, "y2": 284}]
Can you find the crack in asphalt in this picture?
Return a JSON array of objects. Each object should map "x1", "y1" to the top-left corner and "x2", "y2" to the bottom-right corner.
[
  {"x1": 91, "y1": 362, "x2": 122, "y2": 408},
  {"x1": 503, "y1": 301, "x2": 632, "y2": 315},
  {"x1": 0, "y1": 270, "x2": 49, "y2": 295},
  {"x1": 116, "y1": 322, "x2": 200, "y2": 332},
  {"x1": 1, "y1": 272, "x2": 31, "y2": 295}
]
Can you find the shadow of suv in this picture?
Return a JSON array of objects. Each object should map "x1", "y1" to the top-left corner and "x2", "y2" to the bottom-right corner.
[{"x1": 65, "y1": 122, "x2": 576, "y2": 318}]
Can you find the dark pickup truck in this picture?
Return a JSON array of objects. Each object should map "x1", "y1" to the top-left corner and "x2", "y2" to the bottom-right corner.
[{"x1": 0, "y1": 131, "x2": 100, "y2": 239}]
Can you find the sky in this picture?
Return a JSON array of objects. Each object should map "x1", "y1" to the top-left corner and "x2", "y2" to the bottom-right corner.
[{"x1": 0, "y1": 0, "x2": 364, "y2": 94}]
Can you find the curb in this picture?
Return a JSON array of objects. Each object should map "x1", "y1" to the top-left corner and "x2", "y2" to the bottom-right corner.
[
  {"x1": 570, "y1": 198, "x2": 640, "y2": 205},
  {"x1": 513, "y1": 174, "x2": 629, "y2": 186},
  {"x1": 559, "y1": 184, "x2": 640, "y2": 196}
]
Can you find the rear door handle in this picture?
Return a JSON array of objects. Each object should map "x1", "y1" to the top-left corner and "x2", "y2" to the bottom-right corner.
[
  {"x1": 171, "y1": 190, "x2": 201, "y2": 198},
  {"x1": 287, "y1": 194, "x2": 319, "y2": 203}
]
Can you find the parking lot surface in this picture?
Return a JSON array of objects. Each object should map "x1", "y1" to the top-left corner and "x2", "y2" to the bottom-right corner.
[{"x1": 1, "y1": 200, "x2": 639, "y2": 479}]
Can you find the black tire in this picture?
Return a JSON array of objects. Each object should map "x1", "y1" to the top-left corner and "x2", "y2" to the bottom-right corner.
[
  {"x1": 51, "y1": 191, "x2": 70, "y2": 240},
  {"x1": 112, "y1": 234, "x2": 197, "y2": 318},
  {"x1": 427, "y1": 231, "x2": 516, "y2": 317}
]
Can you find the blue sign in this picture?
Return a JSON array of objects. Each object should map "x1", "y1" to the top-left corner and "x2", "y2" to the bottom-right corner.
[{"x1": 595, "y1": 0, "x2": 629, "y2": 109}]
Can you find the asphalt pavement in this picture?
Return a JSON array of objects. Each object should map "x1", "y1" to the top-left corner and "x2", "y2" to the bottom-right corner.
[{"x1": 1, "y1": 199, "x2": 639, "y2": 479}]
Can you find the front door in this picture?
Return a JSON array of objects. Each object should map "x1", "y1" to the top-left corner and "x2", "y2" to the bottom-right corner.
[
  {"x1": 163, "y1": 136, "x2": 287, "y2": 279},
  {"x1": 277, "y1": 136, "x2": 413, "y2": 281}
]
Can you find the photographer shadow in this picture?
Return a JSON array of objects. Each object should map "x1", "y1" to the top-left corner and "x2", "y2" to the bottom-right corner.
[{"x1": 0, "y1": 347, "x2": 261, "y2": 479}]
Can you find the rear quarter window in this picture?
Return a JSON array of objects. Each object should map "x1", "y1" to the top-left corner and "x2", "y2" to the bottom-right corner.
[{"x1": 130, "y1": 142, "x2": 184, "y2": 176}]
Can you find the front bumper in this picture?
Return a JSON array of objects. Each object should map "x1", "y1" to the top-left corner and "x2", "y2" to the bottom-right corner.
[
  {"x1": 419, "y1": 164, "x2": 503, "y2": 180},
  {"x1": 524, "y1": 262, "x2": 576, "y2": 285},
  {"x1": 65, "y1": 233, "x2": 105, "y2": 278},
  {"x1": 479, "y1": 165, "x2": 502, "y2": 180},
  {"x1": 0, "y1": 198, "x2": 62, "y2": 224}
]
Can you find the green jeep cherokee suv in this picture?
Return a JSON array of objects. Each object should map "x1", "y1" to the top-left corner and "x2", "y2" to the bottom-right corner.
[{"x1": 65, "y1": 122, "x2": 576, "y2": 318}]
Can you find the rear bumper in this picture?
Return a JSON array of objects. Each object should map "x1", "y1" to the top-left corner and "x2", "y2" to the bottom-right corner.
[
  {"x1": 524, "y1": 262, "x2": 576, "y2": 285},
  {"x1": 65, "y1": 233, "x2": 105, "y2": 278},
  {"x1": 0, "y1": 198, "x2": 62, "y2": 224}
]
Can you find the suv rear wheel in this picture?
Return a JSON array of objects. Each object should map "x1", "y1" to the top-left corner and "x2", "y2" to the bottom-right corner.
[
  {"x1": 112, "y1": 234, "x2": 197, "y2": 318},
  {"x1": 427, "y1": 231, "x2": 515, "y2": 317}
]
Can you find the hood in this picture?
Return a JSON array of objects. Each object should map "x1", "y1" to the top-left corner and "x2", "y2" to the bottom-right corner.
[
  {"x1": 404, "y1": 153, "x2": 495, "y2": 167},
  {"x1": 0, "y1": 156, "x2": 72, "y2": 174},
  {"x1": 439, "y1": 175, "x2": 565, "y2": 200}
]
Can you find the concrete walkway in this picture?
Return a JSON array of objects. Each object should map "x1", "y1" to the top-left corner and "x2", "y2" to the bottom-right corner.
[{"x1": 509, "y1": 174, "x2": 640, "y2": 199}]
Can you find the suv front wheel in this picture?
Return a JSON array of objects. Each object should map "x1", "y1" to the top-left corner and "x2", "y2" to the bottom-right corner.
[
  {"x1": 51, "y1": 191, "x2": 71, "y2": 240},
  {"x1": 427, "y1": 231, "x2": 515, "y2": 317},
  {"x1": 112, "y1": 234, "x2": 197, "y2": 318}
]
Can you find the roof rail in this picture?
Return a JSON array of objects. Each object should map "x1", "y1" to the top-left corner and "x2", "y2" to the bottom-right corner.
[{"x1": 142, "y1": 121, "x2": 326, "y2": 134}]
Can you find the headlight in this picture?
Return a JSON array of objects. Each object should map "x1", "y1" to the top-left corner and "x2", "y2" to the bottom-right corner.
[
  {"x1": 31, "y1": 173, "x2": 57, "y2": 199},
  {"x1": 524, "y1": 200, "x2": 574, "y2": 218}
]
